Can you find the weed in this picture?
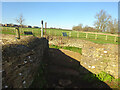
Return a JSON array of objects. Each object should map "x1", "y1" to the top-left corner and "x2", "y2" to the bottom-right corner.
[
  {"x1": 115, "y1": 78, "x2": 120, "y2": 83},
  {"x1": 96, "y1": 71, "x2": 114, "y2": 83},
  {"x1": 83, "y1": 71, "x2": 115, "y2": 83}
]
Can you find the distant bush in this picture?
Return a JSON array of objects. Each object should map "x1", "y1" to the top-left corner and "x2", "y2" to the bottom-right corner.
[
  {"x1": 72, "y1": 24, "x2": 97, "y2": 32},
  {"x1": 83, "y1": 26, "x2": 97, "y2": 32}
]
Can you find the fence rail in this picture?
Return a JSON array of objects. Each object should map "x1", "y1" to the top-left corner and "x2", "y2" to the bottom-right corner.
[
  {"x1": 1, "y1": 27, "x2": 119, "y2": 43},
  {"x1": 78, "y1": 31, "x2": 119, "y2": 37},
  {"x1": 46, "y1": 30, "x2": 119, "y2": 43}
]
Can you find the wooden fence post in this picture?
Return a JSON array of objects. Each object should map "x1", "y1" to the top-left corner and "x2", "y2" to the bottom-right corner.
[
  {"x1": 69, "y1": 32, "x2": 71, "y2": 37},
  {"x1": 105, "y1": 35, "x2": 108, "y2": 40},
  {"x1": 114, "y1": 36, "x2": 117, "y2": 42},
  {"x1": 86, "y1": 33, "x2": 88, "y2": 38},
  {"x1": 77, "y1": 32, "x2": 79, "y2": 38},
  {"x1": 95, "y1": 34, "x2": 97, "y2": 39}
]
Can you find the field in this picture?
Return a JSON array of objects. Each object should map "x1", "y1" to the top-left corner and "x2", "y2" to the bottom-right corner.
[{"x1": 1, "y1": 27, "x2": 119, "y2": 44}]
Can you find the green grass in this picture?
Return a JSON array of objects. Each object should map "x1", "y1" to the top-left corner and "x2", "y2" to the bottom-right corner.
[
  {"x1": 2, "y1": 31, "x2": 16, "y2": 35},
  {"x1": 45, "y1": 28, "x2": 119, "y2": 44},
  {"x1": 96, "y1": 71, "x2": 114, "y2": 83},
  {"x1": 1, "y1": 26, "x2": 119, "y2": 44},
  {"x1": 83, "y1": 71, "x2": 115, "y2": 83},
  {"x1": 95, "y1": 71, "x2": 120, "y2": 88},
  {"x1": 49, "y1": 45, "x2": 82, "y2": 54}
]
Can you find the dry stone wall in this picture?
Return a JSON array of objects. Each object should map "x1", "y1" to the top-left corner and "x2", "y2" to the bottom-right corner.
[
  {"x1": 2, "y1": 37, "x2": 49, "y2": 88},
  {"x1": 81, "y1": 43, "x2": 118, "y2": 79},
  {"x1": 49, "y1": 36, "x2": 118, "y2": 78}
]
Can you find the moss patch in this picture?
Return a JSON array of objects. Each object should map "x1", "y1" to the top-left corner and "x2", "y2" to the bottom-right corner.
[{"x1": 96, "y1": 71, "x2": 114, "y2": 83}]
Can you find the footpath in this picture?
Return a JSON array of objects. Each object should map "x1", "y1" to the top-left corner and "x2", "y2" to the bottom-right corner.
[{"x1": 42, "y1": 48, "x2": 111, "y2": 88}]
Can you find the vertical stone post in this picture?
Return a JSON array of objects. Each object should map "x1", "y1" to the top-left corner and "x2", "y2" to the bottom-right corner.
[
  {"x1": 41, "y1": 20, "x2": 43, "y2": 37},
  {"x1": 15, "y1": 27, "x2": 20, "y2": 39},
  {"x1": 45, "y1": 22, "x2": 47, "y2": 36}
]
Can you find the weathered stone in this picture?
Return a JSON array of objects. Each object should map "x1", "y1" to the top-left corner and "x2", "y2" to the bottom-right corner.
[
  {"x1": 55, "y1": 86, "x2": 64, "y2": 88},
  {"x1": 2, "y1": 37, "x2": 49, "y2": 88},
  {"x1": 58, "y1": 79, "x2": 72, "y2": 87},
  {"x1": 49, "y1": 36, "x2": 118, "y2": 78}
]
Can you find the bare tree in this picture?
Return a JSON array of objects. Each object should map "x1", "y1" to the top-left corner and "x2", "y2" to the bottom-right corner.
[
  {"x1": 78, "y1": 24, "x2": 83, "y2": 28},
  {"x1": 113, "y1": 19, "x2": 118, "y2": 33},
  {"x1": 107, "y1": 18, "x2": 118, "y2": 34},
  {"x1": 94, "y1": 10, "x2": 111, "y2": 32},
  {"x1": 118, "y1": 20, "x2": 120, "y2": 33},
  {"x1": 16, "y1": 14, "x2": 25, "y2": 32},
  {"x1": 72, "y1": 23, "x2": 83, "y2": 31}
]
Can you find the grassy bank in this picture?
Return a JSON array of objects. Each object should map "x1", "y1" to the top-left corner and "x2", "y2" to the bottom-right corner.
[{"x1": 49, "y1": 45, "x2": 82, "y2": 54}]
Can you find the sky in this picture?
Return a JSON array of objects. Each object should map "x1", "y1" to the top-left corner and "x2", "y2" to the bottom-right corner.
[{"x1": 2, "y1": 2, "x2": 118, "y2": 29}]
